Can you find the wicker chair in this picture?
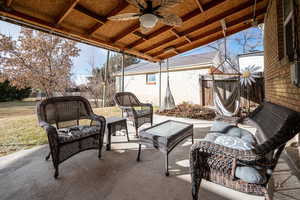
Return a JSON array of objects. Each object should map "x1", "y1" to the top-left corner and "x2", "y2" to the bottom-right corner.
[
  {"x1": 114, "y1": 92, "x2": 153, "y2": 136},
  {"x1": 36, "y1": 96, "x2": 106, "y2": 178},
  {"x1": 190, "y1": 102, "x2": 300, "y2": 200}
]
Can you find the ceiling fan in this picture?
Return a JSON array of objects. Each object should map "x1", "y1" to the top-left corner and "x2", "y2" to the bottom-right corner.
[{"x1": 108, "y1": 0, "x2": 183, "y2": 34}]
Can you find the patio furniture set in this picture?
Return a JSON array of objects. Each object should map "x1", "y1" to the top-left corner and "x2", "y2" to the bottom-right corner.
[
  {"x1": 37, "y1": 92, "x2": 193, "y2": 178},
  {"x1": 37, "y1": 93, "x2": 300, "y2": 200}
]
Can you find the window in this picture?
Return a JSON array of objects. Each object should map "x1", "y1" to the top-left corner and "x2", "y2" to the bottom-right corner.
[
  {"x1": 282, "y1": 0, "x2": 296, "y2": 62},
  {"x1": 146, "y1": 74, "x2": 156, "y2": 84}
]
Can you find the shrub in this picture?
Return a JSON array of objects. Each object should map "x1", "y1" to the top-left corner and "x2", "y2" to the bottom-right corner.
[{"x1": 0, "y1": 80, "x2": 31, "y2": 102}]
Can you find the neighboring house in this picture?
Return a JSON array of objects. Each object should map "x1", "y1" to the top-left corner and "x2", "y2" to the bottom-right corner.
[
  {"x1": 115, "y1": 52, "x2": 221, "y2": 106},
  {"x1": 238, "y1": 51, "x2": 264, "y2": 72},
  {"x1": 115, "y1": 51, "x2": 266, "y2": 107}
]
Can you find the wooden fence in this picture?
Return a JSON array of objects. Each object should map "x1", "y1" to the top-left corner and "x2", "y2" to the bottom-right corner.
[{"x1": 199, "y1": 75, "x2": 264, "y2": 108}]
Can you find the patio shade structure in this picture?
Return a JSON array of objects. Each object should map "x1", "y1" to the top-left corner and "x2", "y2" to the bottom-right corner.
[{"x1": 0, "y1": 0, "x2": 268, "y2": 62}]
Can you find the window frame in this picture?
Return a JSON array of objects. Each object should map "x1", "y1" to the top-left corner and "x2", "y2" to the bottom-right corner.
[
  {"x1": 282, "y1": 0, "x2": 296, "y2": 62},
  {"x1": 146, "y1": 73, "x2": 156, "y2": 85}
]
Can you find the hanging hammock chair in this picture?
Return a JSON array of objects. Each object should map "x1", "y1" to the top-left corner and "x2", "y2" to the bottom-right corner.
[
  {"x1": 212, "y1": 71, "x2": 240, "y2": 117},
  {"x1": 211, "y1": 33, "x2": 241, "y2": 117},
  {"x1": 162, "y1": 59, "x2": 175, "y2": 110}
]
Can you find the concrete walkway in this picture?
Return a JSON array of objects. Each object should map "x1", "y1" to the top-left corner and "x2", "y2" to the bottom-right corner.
[{"x1": 0, "y1": 115, "x2": 299, "y2": 200}]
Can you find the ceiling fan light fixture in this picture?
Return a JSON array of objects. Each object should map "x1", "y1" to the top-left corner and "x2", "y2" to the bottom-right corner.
[{"x1": 140, "y1": 13, "x2": 158, "y2": 28}]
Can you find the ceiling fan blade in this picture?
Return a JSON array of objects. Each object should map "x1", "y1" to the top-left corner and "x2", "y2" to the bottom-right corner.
[
  {"x1": 140, "y1": 24, "x2": 151, "y2": 34},
  {"x1": 159, "y1": 13, "x2": 182, "y2": 26},
  {"x1": 157, "y1": 0, "x2": 183, "y2": 12},
  {"x1": 126, "y1": 0, "x2": 147, "y2": 10},
  {"x1": 108, "y1": 13, "x2": 140, "y2": 21}
]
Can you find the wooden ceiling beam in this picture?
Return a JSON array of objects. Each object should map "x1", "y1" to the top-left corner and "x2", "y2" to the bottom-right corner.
[
  {"x1": 88, "y1": 23, "x2": 103, "y2": 35},
  {"x1": 164, "y1": 46, "x2": 179, "y2": 54},
  {"x1": 57, "y1": 0, "x2": 79, "y2": 24},
  {"x1": 5, "y1": 0, "x2": 13, "y2": 7},
  {"x1": 111, "y1": 0, "x2": 218, "y2": 43},
  {"x1": 111, "y1": 23, "x2": 140, "y2": 43},
  {"x1": 141, "y1": 0, "x2": 264, "y2": 54},
  {"x1": 158, "y1": 18, "x2": 264, "y2": 60},
  {"x1": 126, "y1": 0, "x2": 227, "y2": 49},
  {"x1": 184, "y1": 35, "x2": 192, "y2": 43},
  {"x1": 0, "y1": 7, "x2": 158, "y2": 62},
  {"x1": 74, "y1": 4, "x2": 107, "y2": 24},
  {"x1": 194, "y1": 0, "x2": 204, "y2": 12},
  {"x1": 171, "y1": 28, "x2": 192, "y2": 43},
  {"x1": 88, "y1": 1, "x2": 129, "y2": 35},
  {"x1": 133, "y1": 31, "x2": 148, "y2": 40},
  {"x1": 169, "y1": 29, "x2": 181, "y2": 38},
  {"x1": 155, "y1": 14, "x2": 264, "y2": 60}
]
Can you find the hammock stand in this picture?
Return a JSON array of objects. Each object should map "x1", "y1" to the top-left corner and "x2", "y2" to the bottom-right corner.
[
  {"x1": 211, "y1": 31, "x2": 241, "y2": 118},
  {"x1": 162, "y1": 58, "x2": 175, "y2": 110}
]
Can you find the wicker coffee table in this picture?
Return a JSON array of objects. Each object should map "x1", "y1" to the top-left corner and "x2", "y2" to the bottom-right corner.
[{"x1": 137, "y1": 120, "x2": 193, "y2": 176}]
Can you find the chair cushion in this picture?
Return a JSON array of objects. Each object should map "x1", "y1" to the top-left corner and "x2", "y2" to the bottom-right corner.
[
  {"x1": 209, "y1": 121, "x2": 256, "y2": 145},
  {"x1": 214, "y1": 135, "x2": 254, "y2": 150},
  {"x1": 57, "y1": 125, "x2": 100, "y2": 143},
  {"x1": 204, "y1": 121, "x2": 266, "y2": 184},
  {"x1": 235, "y1": 166, "x2": 267, "y2": 184},
  {"x1": 210, "y1": 121, "x2": 235, "y2": 133}
]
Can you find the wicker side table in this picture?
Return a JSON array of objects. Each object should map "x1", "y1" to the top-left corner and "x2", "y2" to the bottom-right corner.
[{"x1": 106, "y1": 117, "x2": 129, "y2": 150}]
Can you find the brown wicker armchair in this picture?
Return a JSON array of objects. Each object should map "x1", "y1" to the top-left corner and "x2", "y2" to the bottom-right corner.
[
  {"x1": 190, "y1": 102, "x2": 300, "y2": 200},
  {"x1": 114, "y1": 92, "x2": 153, "y2": 137},
  {"x1": 37, "y1": 96, "x2": 106, "y2": 178}
]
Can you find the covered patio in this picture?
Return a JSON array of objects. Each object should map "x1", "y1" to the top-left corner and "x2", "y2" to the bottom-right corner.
[
  {"x1": 1, "y1": 114, "x2": 299, "y2": 200},
  {"x1": 0, "y1": 0, "x2": 300, "y2": 200}
]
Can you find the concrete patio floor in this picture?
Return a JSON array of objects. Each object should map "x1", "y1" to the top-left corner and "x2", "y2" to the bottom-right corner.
[{"x1": 0, "y1": 115, "x2": 299, "y2": 200}]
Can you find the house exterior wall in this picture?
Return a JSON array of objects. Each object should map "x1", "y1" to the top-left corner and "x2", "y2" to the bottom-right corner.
[
  {"x1": 116, "y1": 68, "x2": 210, "y2": 106},
  {"x1": 238, "y1": 54, "x2": 264, "y2": 72},
  {"x1": 264, "y1": 0, "x2": 300, "y2": 112}
]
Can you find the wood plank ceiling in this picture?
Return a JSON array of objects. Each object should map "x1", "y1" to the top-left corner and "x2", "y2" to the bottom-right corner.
[{"x1": 0, "y1": 0, "x2": 269, "y2": 62}]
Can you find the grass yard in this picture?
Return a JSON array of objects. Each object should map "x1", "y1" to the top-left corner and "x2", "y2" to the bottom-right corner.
[{"x1": 0, "y1": 100, "x2": 122, "y2": 157}]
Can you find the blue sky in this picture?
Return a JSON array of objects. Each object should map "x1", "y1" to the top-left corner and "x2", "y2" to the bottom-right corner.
[
  {"x1": 0, "y1": 20, "x2": 263, "y2": 84},
  {"x1": 0, "y1": 20, "x2": 107, "y2": 85}
]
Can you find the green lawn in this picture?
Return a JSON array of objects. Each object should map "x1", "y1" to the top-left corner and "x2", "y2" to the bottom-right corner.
[{"x1": 0, "y1": 100, "x2": 122, "y2": 157}]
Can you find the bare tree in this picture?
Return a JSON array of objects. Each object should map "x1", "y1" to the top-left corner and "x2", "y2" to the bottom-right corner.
[
  {"x1": 0, "y1": 28, "x2": 80, "y2": 98},
  {"x1": 84, "y1": 52, "x2": 139, "y2": 107},
  {"x1": 84, "y1": 55, "x2": 104, "y2": 107},
  {"x1": 234, "y1": 27, "x2": 263, "y2": 53},
  {"x1": 207, "y1": 38, "x2": 238, "y2": 73}
]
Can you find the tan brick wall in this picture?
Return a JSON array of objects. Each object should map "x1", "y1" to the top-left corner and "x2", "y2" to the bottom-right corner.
[{"x1": 264, "y1": 0, "x2": 300, "y2": 112}]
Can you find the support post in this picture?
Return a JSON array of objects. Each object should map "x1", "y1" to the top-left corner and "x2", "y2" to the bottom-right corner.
[
  {"x1": 159, "y1": 61, "x2": 162, "y2": 109},
  {"x1": 103, "y1": 50, "x2": 110, "y2": 107},
  {"x1": 121, "y1": 52, "x2": 125, "y2": 92},
  {"x1": 199, "y1": 75, "x2": 204, "y2": 106},
  {"x1": 121, "y1": 52, "x2": 125, "y2": 117}
]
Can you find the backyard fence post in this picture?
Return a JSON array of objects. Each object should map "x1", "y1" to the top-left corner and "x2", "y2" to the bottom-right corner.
[{"x1": 159, "y1": 61, "x2": 162, "y2": 109}]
